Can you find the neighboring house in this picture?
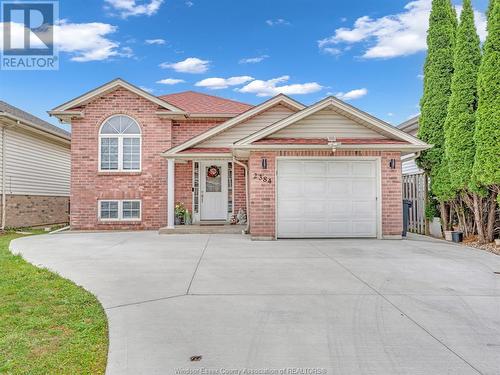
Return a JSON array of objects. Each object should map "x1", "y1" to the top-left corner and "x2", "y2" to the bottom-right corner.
[
  {"x1": 398, "y1": 115, "x2": 424, "y2": 175},
  {"x1": 0, "y1": 101, "x2": 71, "y2": 229},
  {"x1": 51, "y1": 78, "x2": 429, "y2": 239}
]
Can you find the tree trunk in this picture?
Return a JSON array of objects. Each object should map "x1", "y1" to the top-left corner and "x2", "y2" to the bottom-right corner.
[
  {"x1": 440, "y1": 202, "x2": 449, "y2": 234},
  {"x1": 485, "y1": 190, "x2": 498, "y2": 243},
  {"x1": 473, "y1": 194, "x2": 486, "y2": 244}
]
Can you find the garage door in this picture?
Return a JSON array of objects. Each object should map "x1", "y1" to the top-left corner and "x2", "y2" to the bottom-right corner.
[{"x1": 277, "y1": 159, "x2": 378, "y2": 238}]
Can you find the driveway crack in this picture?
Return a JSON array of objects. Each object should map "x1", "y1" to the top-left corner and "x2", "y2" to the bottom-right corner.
[
  {"x1": 186, "y1": 235, "x2": 211, "y2": 295},
  {"x1": 308, "y1": 242, "x2": 484, "y2": 375}
]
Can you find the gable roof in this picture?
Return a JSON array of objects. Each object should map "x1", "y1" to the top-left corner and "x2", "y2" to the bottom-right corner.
[
  {"x1": 398, "y1": 115, "x2": 420, "y2": 133},
  {"x1": 163, "y1": 94, "x2": 305, "y2": 155},
  {"x1": 235, "y1": 96, "x2": 428, "y2": 147},
  {"x1": 0, "y1": 101, "x2": 71, "y2": 141},
  {"x1": 50, "y1": 78, "x2": 186, "y2": 114},
  {"x1": 159, "y1": 91, "x2": 253, "y2": 115}
]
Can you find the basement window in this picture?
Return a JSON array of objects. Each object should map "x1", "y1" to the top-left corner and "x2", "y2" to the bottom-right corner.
[{"x1": 98, "y1": 200, "x2": 141, "y2": 221}]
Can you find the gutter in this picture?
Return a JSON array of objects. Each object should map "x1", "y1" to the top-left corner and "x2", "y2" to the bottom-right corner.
[{"x1": 232, "y1": 157, "x2": 250, "y2": 234}]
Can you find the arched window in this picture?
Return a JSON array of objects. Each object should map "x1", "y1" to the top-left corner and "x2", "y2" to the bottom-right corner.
[{"x1": 99, "y1": 115, "x2": 141, "y2": 171}]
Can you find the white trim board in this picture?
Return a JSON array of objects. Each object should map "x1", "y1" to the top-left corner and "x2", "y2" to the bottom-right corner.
[
  {"x1": 235, "y1": 96, "x2": 428, "y2": 147},
  {"x1": 163, "y1": 94, "x2": 305, "y2": 156},
  {"x1": 51, "y1": 78, "x2": 186, "y2": 114}
]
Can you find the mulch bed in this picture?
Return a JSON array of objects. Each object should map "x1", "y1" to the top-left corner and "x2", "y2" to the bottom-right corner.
[{"x1": 463, "y1": 235, "x2": 500, "y2": 256}]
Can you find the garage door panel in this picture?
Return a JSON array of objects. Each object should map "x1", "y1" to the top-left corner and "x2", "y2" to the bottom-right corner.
[
  {"x1": 352, "y1": 201, "x2": 377, "y2": 217},
  {"x1": 277, "y1": 159, "x2": 378, "y2": 238},
  {"x1": 278, "y1": 178, "x2": 302, "y2": 197},
  {"x1": 278, "y1": 201, "x2": 302, "y2": 217},
  {"x1": 304, "y1": 178, "x2": 328, "y2": 196},
  {"x1": 328, "y1": 200, "x2": 352, "y2": 218},
  {"x1": 304, "y1": 162, "x2": 327, "y2": 175},
  {"x1": 328, "y1": 162, "x2": 350, "y2": 176},
  {"x1": 352, "y1": 221, "x2": 377, "y2": 236},
  {"x1": 304, "y1": 201, "x2": 328, "y2": 219},
  {"x1": 279, "y1": 161, "x2": 303, "y2": 175},
  {"x1": 352, "y1": 162, "x2": 376, "y2": 177},
  {"x1": 351, "y1": 179, "x2": 376, "y2": 197},
  {"x1": 328, "y1": 180, "x2": 351, "y2": 196}
]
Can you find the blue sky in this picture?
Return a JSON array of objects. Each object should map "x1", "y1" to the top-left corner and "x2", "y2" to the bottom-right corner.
[{"x1": 0, "y1": 0, "x2": 489, "y2": 131}]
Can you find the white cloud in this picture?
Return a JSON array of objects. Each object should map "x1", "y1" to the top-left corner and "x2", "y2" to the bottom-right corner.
[
  {"x1": 0, "y1": 20, "x2": 126, "y2": 62},
  {"x1": 145, "y1": 38, "x2": 166, "y2": 45},
  {"x1": 335, "y1": 88, "x2": 368, "y2": 101},
  {"x1": 105, "y1": 0, "x2": 164, "y2": 18},
  {"x1": 195, "y1": 76, "x2": 254, "y2": 90},
  {"x1": 237, "y1": 76, "x2": 323, "y2": 97},
  {"x1": 140, "y1": 86, "x2": 154, "y2": 93},
  {"x1": 266, "y1": 19, "x2": 290, "y2": 26},
  {"x1": 322, "y1": 47, "x2": 342, "y2": 56},
  {"x1": 318, "y1": 0, "x2": 487, "y2": 59},
  {"x1": 417, "y1": 74, "x2": 424, "y2": 80},
  {"x1": 185, "y1": 1, "x2": 194, "y2": 7},
  {"x1": 156, "y1": 78, "x2": 185, "y2": 85},
  {"x1": 160, "y1": 57, "x2": 210, "y2": 73},
  {"x1": 239, "y1": 55, "x2": 269, "y2": 64},
  {"x1": 387, "y1": 112, "x2": 394, "y2": 117},
  {"x1": 456, "y1": 5, "x2": 487, "y2": 41}
]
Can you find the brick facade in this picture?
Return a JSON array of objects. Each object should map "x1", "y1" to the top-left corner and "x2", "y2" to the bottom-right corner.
[
  {"x1": 70, "y1": 88, "x2": 172, "y2": 230},
  {"x1": 172, "y1": 119, "x2": 226, "y2": 147},
  {"x1": 4, "y1": 195, "x2": 69, "y2": 228},
  {"x1": 247, "y1": 150, "x2": 402, "y2": 239}
]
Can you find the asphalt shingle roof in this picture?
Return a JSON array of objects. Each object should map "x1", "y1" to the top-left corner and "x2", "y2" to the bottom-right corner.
[
  {"x1": 0, "y1": 101, "x2": 70, "y2": 139},
  {"x1": 159, "y1": 91, "x2": 253, "y2": 115}
]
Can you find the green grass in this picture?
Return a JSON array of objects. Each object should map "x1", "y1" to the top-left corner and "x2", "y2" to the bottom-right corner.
[{"x1": 0, "y1": 231, "x2": 108, "y2": 374}]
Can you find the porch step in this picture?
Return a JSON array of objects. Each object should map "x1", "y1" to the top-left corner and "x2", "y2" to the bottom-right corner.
[{"x1": 159, "y1": 224, "x2": 246, "y2": 235}]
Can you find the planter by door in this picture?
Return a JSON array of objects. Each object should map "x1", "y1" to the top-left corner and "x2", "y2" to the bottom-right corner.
[{"x1": 200, "y1": 161, "x2": 228, "y2": 221}]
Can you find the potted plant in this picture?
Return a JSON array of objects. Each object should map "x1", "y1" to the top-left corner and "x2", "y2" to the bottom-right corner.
[
  {"x1": 425, "y1": 199, "x2": 442, "y2": 238},
  {"x1": 175, "y1": 202, "x2": 186, "y2": 225},
  {"x1": 184, "y1": 209, "x2": 192, "y2": 225}
]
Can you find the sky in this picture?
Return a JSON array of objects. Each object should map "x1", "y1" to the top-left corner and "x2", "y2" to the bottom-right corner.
[{"x1": 0, "y1": 0, "x2": 489, "y2": 132}]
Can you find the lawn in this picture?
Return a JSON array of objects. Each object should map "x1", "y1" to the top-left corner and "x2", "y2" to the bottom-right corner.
[{"x1": 0, "y1": 231, "x2": 108, "y2": 374}]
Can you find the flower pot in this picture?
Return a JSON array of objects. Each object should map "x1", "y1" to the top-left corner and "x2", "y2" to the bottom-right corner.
[
  {"x1": 451, "y1": 231, "x2": 463, "y2": 243},
  {"x1": 444, "y1": 230, "x2": 453, "y2": 241},
  {"x1": 175, "y1": 217, "x2": 184, "y2": 225}
]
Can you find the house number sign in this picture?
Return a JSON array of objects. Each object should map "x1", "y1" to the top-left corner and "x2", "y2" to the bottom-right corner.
[{"x1": 253, "y1": 173, "x2": 272, "y2": 184}]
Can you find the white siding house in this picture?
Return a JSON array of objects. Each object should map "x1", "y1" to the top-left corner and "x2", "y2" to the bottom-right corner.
[
  {"x1": 0, "y1": 101, "x2": 71, "y2": 228},
  {"x1": 398, "y1": 116, "x2": 423, "y2": 175}
]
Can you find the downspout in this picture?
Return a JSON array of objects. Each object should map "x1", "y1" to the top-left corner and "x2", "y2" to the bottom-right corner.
[{"x1": 232, "y1": 157, "x2": 250, "y2": 234}]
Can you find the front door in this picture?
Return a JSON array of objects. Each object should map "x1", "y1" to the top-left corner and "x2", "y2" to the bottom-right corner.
[{"x1": 200, "y1": 161, "x2": 228, "y2": 221}]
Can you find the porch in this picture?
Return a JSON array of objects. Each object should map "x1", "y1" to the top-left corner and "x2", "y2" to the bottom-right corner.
[{"x1": 159, "y1": 223, "x2": 246, "y2": 235}]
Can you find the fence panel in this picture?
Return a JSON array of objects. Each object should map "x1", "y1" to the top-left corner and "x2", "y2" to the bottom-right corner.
[{"x1": 403, "y1": 173, "x2": 427, "y2": 234}]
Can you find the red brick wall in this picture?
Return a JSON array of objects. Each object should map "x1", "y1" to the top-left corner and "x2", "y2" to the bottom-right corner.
[
  {"x1": 172, "y1": 119, "x2": 226, "y2": 147},
  {"x1": 233, "y1": 162, "x2": 247, "y2": 213},
  {"x1": 248, "y1": 152, "x2": 276, "y2": 239},
  {"x1": 248, "y1": 150, "x2": 402, "y2": 239},
  {"x1": 70, "y1": 88, "x2": 172, "y2": 230},
  {"x1": 175, "y1": 161, "x2": 193, "y2": 213}
]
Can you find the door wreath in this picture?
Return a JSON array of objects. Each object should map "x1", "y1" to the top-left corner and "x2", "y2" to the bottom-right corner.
[{"x1": 207, "y1": 165, "x2": 220, "y2": 178}]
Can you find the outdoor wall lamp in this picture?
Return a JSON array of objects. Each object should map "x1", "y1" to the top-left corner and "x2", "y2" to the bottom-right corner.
[
  {"x1": 261, "y1": 157, "x2": 268, "y2": 169},
  {"x1": 389, "y1": 159, "x2": 397, "y2": 169}
]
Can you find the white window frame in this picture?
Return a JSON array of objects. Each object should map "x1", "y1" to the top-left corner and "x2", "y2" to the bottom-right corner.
[
  {"x1": 98, "y1": 200, "x2": 142, "y2": 222},
  {"x1": 98, "y1": 115, "x2": 142, "y2": 173}
]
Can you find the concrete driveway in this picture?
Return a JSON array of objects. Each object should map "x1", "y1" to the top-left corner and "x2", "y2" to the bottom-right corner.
[{"x1": 11, "y1": 232, "x2": 500, "y2": 375}]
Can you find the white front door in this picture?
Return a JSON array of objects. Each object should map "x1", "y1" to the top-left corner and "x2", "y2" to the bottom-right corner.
[{"x1": 200, "y1": 161, "x2": 228, "y2": 221}]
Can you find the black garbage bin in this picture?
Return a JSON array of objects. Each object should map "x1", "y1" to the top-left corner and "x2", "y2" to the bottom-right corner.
[{"x1": 402, "y1": 199, "x2": 412, "y2": 237}]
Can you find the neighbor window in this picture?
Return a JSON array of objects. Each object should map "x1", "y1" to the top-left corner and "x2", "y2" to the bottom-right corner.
[
  {"x1": 99, "y1": 115, "x2": 141, "y2": 171},
  {"x1": 98, "y1": 200, "x2": 141, "y2": 221}
]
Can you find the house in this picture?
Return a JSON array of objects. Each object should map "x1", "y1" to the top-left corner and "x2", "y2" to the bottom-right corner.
[
  {"x1": 51, "y1": 78, "x2": 429, "y2": 240},
  {"x1": 0, "y1": 101, "x2": 71, "y2": 229},
  {"x1": 398, "y1": 115, "x2": 424, "y2": 175}
]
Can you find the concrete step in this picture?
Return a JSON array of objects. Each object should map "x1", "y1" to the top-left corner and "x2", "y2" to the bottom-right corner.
[{"x1": 159, "y1": 224, "x2": 246, "y2": 235}]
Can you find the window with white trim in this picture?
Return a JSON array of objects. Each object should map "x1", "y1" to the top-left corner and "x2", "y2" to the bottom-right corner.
[
  {"x1": 99, "y1": 115, "x2": 141, "y2": 172},
  {"x1": 98, "y1": 200, "x2": 141, "y2": 221}
]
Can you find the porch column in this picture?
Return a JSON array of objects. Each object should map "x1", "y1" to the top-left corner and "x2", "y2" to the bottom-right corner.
[{"x1": 167, "y1": 158, "x2": 175, "y2": 229}]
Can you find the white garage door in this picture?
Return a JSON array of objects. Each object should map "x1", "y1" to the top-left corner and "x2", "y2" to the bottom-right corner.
[{"x1": 277, "y1": 159, "x2": 378, "y2": 238}]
